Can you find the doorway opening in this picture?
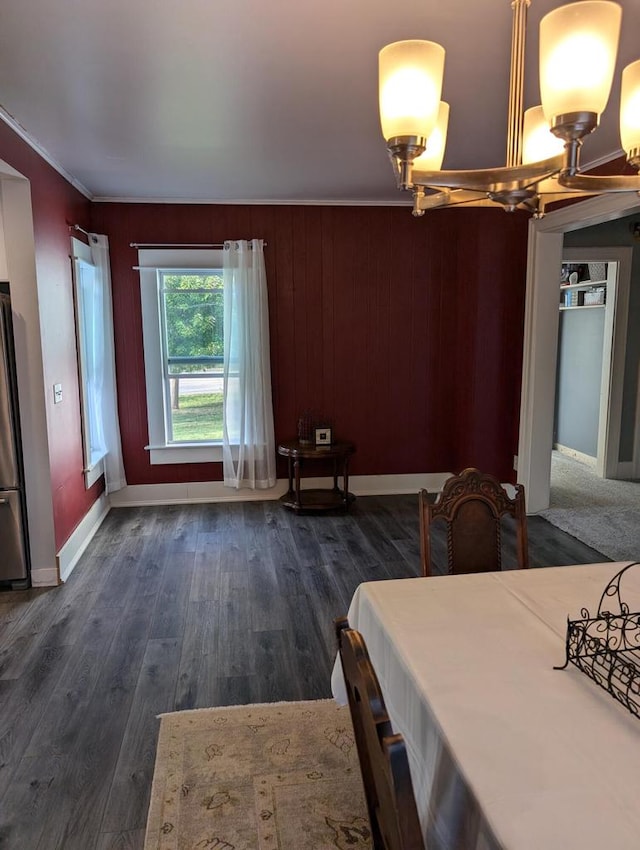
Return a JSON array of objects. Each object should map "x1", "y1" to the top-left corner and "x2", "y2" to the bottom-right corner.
[
  {"x1": 554, "y1": 247, "x2": 631, "y2": 485},
  {"x1": 519, "y1": 194, "x2": 640, "y2": 514}
]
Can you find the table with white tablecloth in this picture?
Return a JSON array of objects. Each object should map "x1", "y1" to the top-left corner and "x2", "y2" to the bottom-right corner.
[{"x1": 331, "y1": 562, "x2": 640, "y2": 850}]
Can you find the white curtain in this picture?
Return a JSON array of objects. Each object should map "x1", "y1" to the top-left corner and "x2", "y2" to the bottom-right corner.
[
  {"x1": 89, "y1": 233, "x2": 127, "y2": 492},
  {"x1": 222, "y1": 239, "x2": 276, "y2": 489}
]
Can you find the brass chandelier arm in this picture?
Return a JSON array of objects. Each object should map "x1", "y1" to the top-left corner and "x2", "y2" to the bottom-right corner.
[
  {"x1": 412, "y1": 189, "x2": 450, "y2": 213},
  {"x1": 531, "y1": 178, "x2": 597, "y2": 216},
  {"x1": 389, "y1": 149, "x2": 403, "y2": 188},
  {"x1": 557, "y1": 172, "x2": 640, "y2": 193},
  {"x1": 535, "y1": 176, "x2": 600, "y2": 199},
  {"x1": 410, "y1": 153, "x2": 563, "y2": 193},
  {"x1": 414, "y1": 189, "x2": 490, "y2": 213}
]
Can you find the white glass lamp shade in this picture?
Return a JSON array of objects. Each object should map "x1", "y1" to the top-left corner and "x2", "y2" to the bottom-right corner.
[
  {"x1": 379, "y1": 40, "x2": 445, "y2": 142},
  {"x1": 522, "y1": 106, "x2": 565, "y2": 163},
  {"x1": 412, "y1": 101, "x2": 450, "y2": 171},
  {"x1": 620, "y1": 59, "x2": 640, "y2": 156},
  {"x1": 539, "y1": 1, "x2": 622, "y2": 120}
]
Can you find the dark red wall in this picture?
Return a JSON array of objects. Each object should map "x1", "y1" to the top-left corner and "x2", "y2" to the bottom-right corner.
[
  {"x1": 91, "y1": 203, "x2": 529, "y2": 484},
  {"x1": 0, "y1": 122, "x2": 102, "y2": 551}
]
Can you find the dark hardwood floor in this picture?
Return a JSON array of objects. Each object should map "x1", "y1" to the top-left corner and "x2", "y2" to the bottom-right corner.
[{"x1": 0, "y1": 494, "x2": 608, "y2": 849}]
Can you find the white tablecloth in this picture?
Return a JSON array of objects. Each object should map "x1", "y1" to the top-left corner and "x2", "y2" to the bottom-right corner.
[{"x1": 331, "y1": 562, "x2": 640, "y2": 850}]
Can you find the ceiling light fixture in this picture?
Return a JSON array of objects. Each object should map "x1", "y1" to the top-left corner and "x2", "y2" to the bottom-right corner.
[{"x1": 379, "y1": 0, "x2": 640, "y2": 216}]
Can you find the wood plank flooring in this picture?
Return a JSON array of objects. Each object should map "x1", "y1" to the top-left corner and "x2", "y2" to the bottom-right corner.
[{"x1": 0, "y1": 495, "x2": 608, "y2": 849}]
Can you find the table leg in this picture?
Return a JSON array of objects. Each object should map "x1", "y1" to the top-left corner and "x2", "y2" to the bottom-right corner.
[
  {"x1": 343, "y1": 457, "x2": 351, "y2": 507},
  {"x1": 294, "y1": 458, "x2": 302, "y2": 509},
  {"x1": 333, "y1": 458, "x2": 340, "y2": 493},
  {"x1": 287, "y1": 456, "x2": 294, "y2": 496}
]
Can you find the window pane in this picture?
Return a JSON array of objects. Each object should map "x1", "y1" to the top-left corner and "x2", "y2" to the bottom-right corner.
[
  {"x1": 160, "y1": 272, "x2": 224, "y2": 443},
  {"x1": 162, "y1": 276, "x2": 223, "y2": 363},
  {"x1": 162, "y1": 273, "x2": 221, "y2": 291},
  {"x1": 77, "y1": 259, "x2": 106, "y2": 462},
  {"x1": 168, "y1": 375, "x2": 224, "y2": 442},
  {"x1": 167, "y1": 362, "x2": 223, "y2": 376}
]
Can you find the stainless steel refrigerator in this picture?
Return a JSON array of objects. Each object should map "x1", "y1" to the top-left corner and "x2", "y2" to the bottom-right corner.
[{"x1": 0, "y1": 285, "x2": 30, "y2": 587}]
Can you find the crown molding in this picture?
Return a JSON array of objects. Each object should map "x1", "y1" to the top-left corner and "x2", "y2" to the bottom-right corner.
[
  {"x1": 0, "y1": 106, "x2": 93, "y2": 200},
  {"x1": 91, "y1": 196, "x2": 412, "y2": 206},
  {"x1": 0, "y1": 101, "x2": 626, "y2": 209}
]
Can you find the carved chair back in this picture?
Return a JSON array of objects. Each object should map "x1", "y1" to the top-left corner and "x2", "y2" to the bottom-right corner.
[
  {"x1": 335, "y1": 617, "x2": 425, "y2": 850},
  {"x1": 419, "y1": 467, "x2": 529, "y2": 577}
]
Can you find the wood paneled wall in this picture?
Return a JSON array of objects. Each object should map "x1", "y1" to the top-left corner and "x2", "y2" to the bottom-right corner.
[
  {"x1": 91, "y1": 202, "x2": 529, "y2": 484},
  {"x1": 0, "y1": 121, "x2": 99, "y2": 551}
]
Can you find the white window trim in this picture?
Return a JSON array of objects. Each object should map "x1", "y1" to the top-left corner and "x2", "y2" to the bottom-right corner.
[
  {"x1": 138, "y1": 248, "x2": 224, "y2": 465},
  {"x1": 72, "y1": 237, "x2": 106, "y2": 488}
]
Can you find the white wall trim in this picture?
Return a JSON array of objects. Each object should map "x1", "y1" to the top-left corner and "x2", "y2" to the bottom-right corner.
[
  {"x1": 108, "y1": 472, "x2": 452, "y2": 507},
  {"x1": 93, "y1": 196, "x2": 412, "y2": 207},
  {"x1": 634, "y1": 359, "x2": 640, "y2": 479},
  {"x1": 0, "y1": 164, "x2": 58, "y2": 577},
  {"x1": 30, "y1": 567, "x2": 60, "y2": 587},
  {"x1": 0, "y1": 107, "x2": 93, "y2": 200},
  {"x1": 138, "y1": 247, "x2": 225, "y2": 457},
  {"x1": 519, "y1": 192, "x2": 640, "y2": 513},
  {"x1": 554, "y1": 443, "x2": 596, "y2": 467},
  {"x1": 55, "y1": 491, "x2": 110, "y2": 583},
  {"x1": 517, "y1": 223, "x2": 564, "y2": 513}
]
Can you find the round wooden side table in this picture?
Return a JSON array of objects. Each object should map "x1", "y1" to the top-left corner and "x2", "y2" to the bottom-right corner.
[{"x1": 277, "y1": 439, "x2": 356, "y2": 512}]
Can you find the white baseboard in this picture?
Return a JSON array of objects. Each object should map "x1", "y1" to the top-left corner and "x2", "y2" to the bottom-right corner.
[
  {"x1": 555, "y1": 443, "x2": 638, "y2": 480},
  {"x1": 30, "y1": 473, "x2": 454, "y2": 584},
  {"x1": 55, "y1": 492, "x2": 110, "y2": 583},
  {"x1": 554, "y1": 443, "x2": 597, "y2": 467},
  {"x1": 108, "y1": 472, "x2": 452, "y2": 507}
]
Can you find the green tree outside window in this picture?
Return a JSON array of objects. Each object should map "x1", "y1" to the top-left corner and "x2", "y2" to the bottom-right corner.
[{"x1": 161, "y1": 272, "x2": 224, "y2": 441}]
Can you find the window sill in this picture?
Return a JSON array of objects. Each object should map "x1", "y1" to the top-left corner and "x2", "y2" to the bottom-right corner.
[
  {"x1": 84, "y1": 455, "x2": 106, "y2": 488},
  {"x1": 145, "y1": 443, "x2": 223, "y2": 465}
]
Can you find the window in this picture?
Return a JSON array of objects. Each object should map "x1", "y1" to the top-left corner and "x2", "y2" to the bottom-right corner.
[
  {"x1": 161, "y1": 271, "x2": 224, "y2": 442},
  {"x1": 139, "y1": 249, "x2": 224, "y2": 464},
  {"x1": 72, "y1": 237, "x2": 106, "y2": 487}
]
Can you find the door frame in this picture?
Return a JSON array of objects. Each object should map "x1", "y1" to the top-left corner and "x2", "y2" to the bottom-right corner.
[
  {"x1": 559, "y1": 247, "x2": 632, "y2": 479},
  {"x1": 518, "y1": 193, "x2": 640, "y2": 513},
  {"x1": 0, "y1": 161, "x2": 58, "y2": 582}
]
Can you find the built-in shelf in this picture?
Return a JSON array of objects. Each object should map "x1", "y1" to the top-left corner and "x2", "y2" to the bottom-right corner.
[
  {"x1": 559, "y1": 304, "x2": 606, "y2": 311},
  {"x1": 560, "y1": 279, "x2": 608, "y2": 291},
  {"x1": 560, "y1": 278, "x2": 607, "y2": 309}
]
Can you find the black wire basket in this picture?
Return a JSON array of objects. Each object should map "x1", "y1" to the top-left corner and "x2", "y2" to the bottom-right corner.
[{"x1": 555, "y1": 562, "x2": 640, "y2": 719}]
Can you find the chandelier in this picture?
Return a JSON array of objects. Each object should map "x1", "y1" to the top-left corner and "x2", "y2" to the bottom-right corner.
[{"x1": 379, "y1": 0, "x2": 640, "y2": 215}]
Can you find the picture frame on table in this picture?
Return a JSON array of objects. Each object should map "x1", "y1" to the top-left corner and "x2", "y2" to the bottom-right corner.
[{"x1": 315, "y1": 427, "x2": 332, "y2": 448}]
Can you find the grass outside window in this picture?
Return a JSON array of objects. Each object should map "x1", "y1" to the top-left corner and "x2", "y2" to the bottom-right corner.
[{"x1": 171, "y1": 392, "x2": 223, "y2": 442}]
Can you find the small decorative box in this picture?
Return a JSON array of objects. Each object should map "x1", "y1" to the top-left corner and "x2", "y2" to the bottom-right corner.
[{"x1": 584, "y1": 287, "x2": 606, "y2": 306}]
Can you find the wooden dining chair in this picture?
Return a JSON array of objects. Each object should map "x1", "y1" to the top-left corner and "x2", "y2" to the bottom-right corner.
[
  {"x1": 335, "y1": 617, "x2": 425, "y2": 850},
  {"x1": 419, "y1": 467, "x2": 529, "y2": 577}
]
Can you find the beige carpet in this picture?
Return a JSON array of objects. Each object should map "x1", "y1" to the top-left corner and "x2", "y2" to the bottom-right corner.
[
  {"x1": 144, "y1": 699, "x2": 372, "y2": 850},
  {"x1": 541, "y1": 452, "x2": 640, "y2": 560}
]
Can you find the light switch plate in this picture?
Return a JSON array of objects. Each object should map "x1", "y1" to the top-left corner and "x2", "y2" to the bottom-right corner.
[{"x1": 53, "y1": 383, "x2": 63, "y2": 404}]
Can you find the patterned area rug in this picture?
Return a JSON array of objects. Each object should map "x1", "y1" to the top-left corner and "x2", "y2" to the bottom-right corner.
[{"x1": 144, "y1": 699, "x2": 372, "y2": 850}]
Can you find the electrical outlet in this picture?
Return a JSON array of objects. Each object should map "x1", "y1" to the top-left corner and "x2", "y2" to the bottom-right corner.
[{"x1": 53, "y1": 383, "x2": 63, "y2": 404}]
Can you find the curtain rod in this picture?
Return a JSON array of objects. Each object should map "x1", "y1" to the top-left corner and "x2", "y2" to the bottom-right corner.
[
  {"x1": 70, "y1": 224, "x2": 91, "y2": 237},
  {"x1": 69, "y1": 224, "x2": 99, "y2": 243},
  {"x1": 130, "y1": 241, "x2": 267, "y2": 248}
]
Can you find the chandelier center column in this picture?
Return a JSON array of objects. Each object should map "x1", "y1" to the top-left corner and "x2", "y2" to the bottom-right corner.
[{"x1": 506, "y1": 0, "x2": 531, "y2": 169}]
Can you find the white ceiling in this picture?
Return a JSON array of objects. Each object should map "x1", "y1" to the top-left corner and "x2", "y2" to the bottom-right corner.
[{"x1": 0, "y1": 0, "x2": 638, "y2": 204}]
